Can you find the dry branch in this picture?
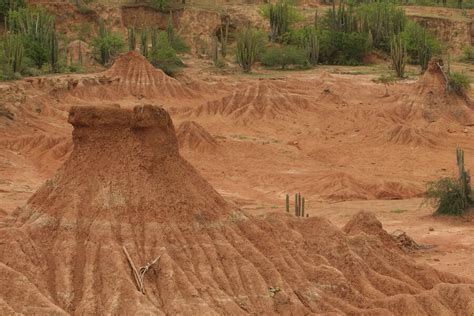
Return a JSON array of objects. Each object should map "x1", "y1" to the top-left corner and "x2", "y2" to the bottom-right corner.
[{"x1": 123, "y1": 246, "x2": 161, "y2": 294}]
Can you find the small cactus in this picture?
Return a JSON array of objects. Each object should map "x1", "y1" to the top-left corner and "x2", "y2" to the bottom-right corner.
[
  {"x1": 128, "y1": 27, "x2": 136, "y2": 51},
  {"x1": 140, "y1": 30, "x2": 148, "y2": 57},
  {"x1": 285, "y1": 194, "x2": 289, "y2": 213}
]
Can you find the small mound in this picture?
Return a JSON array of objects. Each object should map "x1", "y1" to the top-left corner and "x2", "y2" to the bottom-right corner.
[
  {"x1": 382, "y1": 124, "x2": 437, "y2": 147},
  {"x1": 416, "y1": 57, "x2": 474, "y2": 124},
  {"x1": 193, "y1": 80, "x2": 314, "y2": 124},
  {"x1": 71, "y1": 51, "x2": 196, "y2": 100},
  {"x1": 316, "y1": 172, "x2": 424, "y2": 201},
  {"x1": 176, "y1": 120, "x2": 219, "y2": 153},
  {"x1": 343, "y1": 211, "x2": 403, "y2": 251}
]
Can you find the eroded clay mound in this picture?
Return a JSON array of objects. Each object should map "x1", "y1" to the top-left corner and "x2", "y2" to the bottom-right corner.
[
  {"x1": 193, "y1": 79, "x2": 315, "y2": 124},
  {"x1": 1, "y1": 105, "x2": 473, "y2": 315},
  {"x1": 416, "y1": 57, "x2": 474, "y2": 124},
  {"x1": 176, "y1": 120, "x2": 219, "y2": 153},
  {"x1": 70, "y1": 51, "x2": 196, "y2": 100}
]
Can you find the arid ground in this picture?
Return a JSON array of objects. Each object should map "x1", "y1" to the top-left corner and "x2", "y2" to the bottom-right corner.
[{"x1": 1, "y1": 1, "x2": 474, "y2": 313}]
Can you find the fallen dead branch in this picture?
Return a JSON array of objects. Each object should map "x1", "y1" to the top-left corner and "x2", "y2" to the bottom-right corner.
[{"x1": 123, "y1": 246, "x2": 161, "y2": 294}]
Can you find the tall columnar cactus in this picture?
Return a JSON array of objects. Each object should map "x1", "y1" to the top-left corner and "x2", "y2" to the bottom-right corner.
[
  {"x1": 268, "y1": 0, "x2": 289, "y2": 42},
  {"x1": 236, "y1": 28, "x2": 263, "y2": 73},
  {"x1": 98, "y1": 18, "x2": 108, "y2": 65},
  {"x1": 304, "y1": 27, "x2": 319, "y2": 66},
  {"x1": 212, "y1": 35, "x2": 219, "y2": 65},
  {"x1": 166, "y1": 15, "x2": 175, "y2": 46},
  {"x1": 128, "y1": 27, "x2": 136, "y2": 51},
  {"x1": 140, "y1": 30, "x2": 148, "y2": 57},
  {"x1": 418, "y1": 29, "x2": 432, "y2": 73},
  {"x1": 4, "y1": 34, "x2": 24, "y2": 74},
  {"x1": 457, "y1": 148, "x2": 472, "y2": 204},
  {"x1": 50, "y1": 28, "x2": 59, "y2": 73},
  {"x1": 151, "y1": 28, "x2": 158, "y2": 54},
  {"x1": 390, "y1": 35, "x2": 406, "y2": 78},
  {"x1": 301, "y1": 197, "x2": 305, "y2": 217},
  {"x1": 78, "y1": 41, "x2": 83, "y2": 65},
  {"x1": 219, "y1": 19, "x2": 229, "y2": 58},
  {"x1": 294, "y1": 193, "x2": 299, "y2": 216},
  {"x1": 285, "y1": 194, "x2": 289, "y2": 213}
]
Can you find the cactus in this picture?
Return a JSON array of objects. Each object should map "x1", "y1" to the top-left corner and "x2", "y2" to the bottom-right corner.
[
  {"x1": 304, "y1": 27, "x2": 319, "y2": 66},
  {"x1": 268, "y1": 0, "x2": 289, "y2": 42},
  {"x1": 294, "y1": 193, "x2": 298, "y2": 216},
  {"x1": 457, "y1": 148, "x2": 472, "y2": 204},
  {"x1": 50, "y1": 27, "x2": 59, "y2": 73},
  {"x1": 390, "y1": 35, "x2": 406, "y2": 78},
  {"x1": 151, "y1": 28, "x2": 158, "y2": 54},
  {"x1": 219, "y1": 18, "x2": 229, "y2": 58},
  {"x1": 78, "y1": 41, "x2": 83, "y2": 65},
  {"x1": 418, "y1": 29, "x2": 431, "y2": 73},
  {"x1": 301, "y1": 197, "x2": 305, "y2": 217},
  {"x1": 212, "y1": 35, "x2": 219, "y2": 65},
  {"x1": 140, "y1": 30, "x2": 148, "y2": 57},
  {"x1": 285, "y1": 194, "x2": 289, "y2": 213},
  {"x1": 4, "y1": 34, "x2": 24, "y2": 74},
  {"x1": 166, "y1": 15, "x2": 175, "y2": 46},
  {"x1": 236, "y1": 27, "x2": 264, "y2": 73},
  {"x1": 128, "y1": 27, "x2": 136, "y2": 51}
]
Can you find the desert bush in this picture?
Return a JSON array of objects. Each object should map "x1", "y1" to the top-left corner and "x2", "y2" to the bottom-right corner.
[
  {"x1": 261, "y1": 45, "x2": 309, "y2": 69},
  {"x1": 92, "y1": 19, "x2": 124, "y2": 65},
  {"x1": 148, "y1": 31, "x2": 182, "y2": 75},
  {"x1": 235, "y1": 27, "x2": 265, "y2": 73},
  {"x1": 286, "y1": 27, "x2": 319, "y2": 66},
  {"x1": 318, "y1": 30, "x2": 369, "y2": 65},
  {"x1": 425, "y1": 148, "x2": 472, "y2": 215},
  {"x1": 448, "y1": 72, "x2": 471, "y2": 94},
  {"x1": 461, "y1": 46, "x2": 474, "y2": 64},
  {"x1": 402, "y1": 21, "x2": 442, "y2": 71},
  {"x1": 261, "y1": 0, "x2": 303, "y2": 42},
  {"x1": 425, "y1": 177, "x2": 469, "y2": 215}
]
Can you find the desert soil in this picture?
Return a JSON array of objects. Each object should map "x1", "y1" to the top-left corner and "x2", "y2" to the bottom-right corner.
[{"x1": 1, "y1": 51, "x2": 474, "y2": 314}]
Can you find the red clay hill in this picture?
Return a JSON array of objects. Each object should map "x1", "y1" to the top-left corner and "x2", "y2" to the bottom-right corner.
[{"x1": 0, "y1": 105, "x2": 474, "y2": 314}]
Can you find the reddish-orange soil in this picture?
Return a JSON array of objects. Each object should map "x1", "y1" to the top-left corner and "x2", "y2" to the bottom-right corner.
[{"x1": 1, "y1": 52, "x2": 474, "y2": 314}]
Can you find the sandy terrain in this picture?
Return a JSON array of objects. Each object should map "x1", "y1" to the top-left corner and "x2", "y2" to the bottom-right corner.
[{"x1": 0, "y1": 51, "x2": 474, "y2": 314}]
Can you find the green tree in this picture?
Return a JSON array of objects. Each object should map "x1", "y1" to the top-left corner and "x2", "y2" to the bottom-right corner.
[
  {"x1": 92, "y1": 20, "x2": 124, "y2": 66},
  {"x1": 148, "y1": 32, "x2": 182, "y2": 75}
]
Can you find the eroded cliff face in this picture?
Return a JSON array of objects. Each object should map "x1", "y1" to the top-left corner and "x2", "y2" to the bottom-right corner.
[{"x1": 411, "y1": 15, "x2": 472, "y2": 51}]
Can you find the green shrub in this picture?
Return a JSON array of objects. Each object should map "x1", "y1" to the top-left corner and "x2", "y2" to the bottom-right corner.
[
  {"x1": 425, "y1": 177, "x2": 469, "y2": 215},
  {"x1": 448, "y1": 72, "x2": 471, "y2": 94},
  {"x1": 402, "y1": 21, "x2": 443, "y2": 70},
  {"x1": 318, "y1": 30, "x2": 369, "y2": 65},
  {"x1": 92, "y1": 19, "x2": 124, "y2": 66},
  {"x1": 461, "y1": 46, "x2": 474, "y2": 64},
  {"x1": 0, "y1": 0, "x2": 25, "y2": 20},
  {"x1": 261, "y1": 45, "x2": 309, "y2": 69},
  {"x1": 148, "y1": 31, "x2": 182, "y2": 76},
  {"x1": 150, "y1": 0, "x2": 169, "y2": 11},
  {"x1": 235, "y1": 27, "x2": 265, "y2": 73}
]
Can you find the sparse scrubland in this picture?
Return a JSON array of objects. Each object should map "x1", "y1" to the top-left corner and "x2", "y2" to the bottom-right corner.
[{"x1": 0, "y1": 0, "x2": 474, "y2": 314}]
